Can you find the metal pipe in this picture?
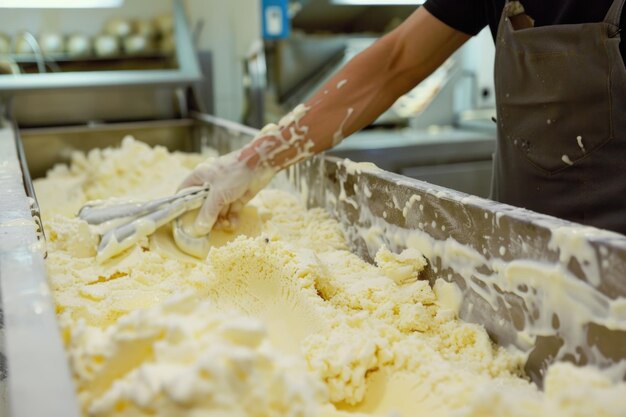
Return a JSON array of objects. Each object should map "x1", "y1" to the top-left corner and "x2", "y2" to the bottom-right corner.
[{"x1": 17, "y1": 32, "x2": 46, "y2": 74}]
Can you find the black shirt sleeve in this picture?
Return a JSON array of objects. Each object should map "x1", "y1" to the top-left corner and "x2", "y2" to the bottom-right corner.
[{"x1": 422, "y1": 0, "x2": 489, "y2": 36}]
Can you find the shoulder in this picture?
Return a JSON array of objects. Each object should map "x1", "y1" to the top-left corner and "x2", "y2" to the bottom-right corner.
[{"x1": 422, "y1": 0, "x2": 495, "y2": 36}]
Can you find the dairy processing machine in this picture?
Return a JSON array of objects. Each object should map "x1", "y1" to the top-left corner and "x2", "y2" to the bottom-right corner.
[
  {"x1": 1, "y1": 3, "x2": 626, "y2": 417},
  {"x1": 4, "y1": 109, "x2": 626, "y2": 417}
]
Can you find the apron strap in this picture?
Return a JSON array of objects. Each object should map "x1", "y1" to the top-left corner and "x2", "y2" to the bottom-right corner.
[{"x1": 604, "y1": 0, "x2": 625, "y2": 28}]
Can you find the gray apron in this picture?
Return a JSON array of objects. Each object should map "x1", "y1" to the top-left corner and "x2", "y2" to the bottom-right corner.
[{"x1": 492, "y1": 0, "x2": 626, "y2": 234}]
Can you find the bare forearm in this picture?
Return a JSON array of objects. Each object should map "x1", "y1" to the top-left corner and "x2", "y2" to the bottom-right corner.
[{"x1": 240, "y1": 8, "x2": 470, "y2": 171}]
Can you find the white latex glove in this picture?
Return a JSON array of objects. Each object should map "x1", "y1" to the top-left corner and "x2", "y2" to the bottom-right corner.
[
  {"x1": 178, "y1": 150, "x2": 275, "y2": 236},
  {"x1": 180, "y1": 104, "x2": 313, "y2": 236}
]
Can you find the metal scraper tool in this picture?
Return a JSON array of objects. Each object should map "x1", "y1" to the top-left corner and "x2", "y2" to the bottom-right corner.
[{"x1": 78, "y1": 186, "x2": 211, "y2": 262}]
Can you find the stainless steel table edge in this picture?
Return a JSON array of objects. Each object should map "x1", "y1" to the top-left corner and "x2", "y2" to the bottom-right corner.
[{"x1": 0, "y1": 118, "x2": 80, "y2": 417}]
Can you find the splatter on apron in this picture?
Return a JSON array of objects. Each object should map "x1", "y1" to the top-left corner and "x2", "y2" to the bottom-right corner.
[{"x1": 492, "y1": 0, "x2": 626, "y2": 234}]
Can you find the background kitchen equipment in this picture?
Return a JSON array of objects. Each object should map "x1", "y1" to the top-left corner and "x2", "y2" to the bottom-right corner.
[{"x1": 245, "y1": 0, "x2": 497, "y2": 198}]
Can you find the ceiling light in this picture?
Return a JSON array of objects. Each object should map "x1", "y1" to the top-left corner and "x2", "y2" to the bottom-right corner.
[{"x1": 0, "y1": 0, "x2": 123, "y2": 8}]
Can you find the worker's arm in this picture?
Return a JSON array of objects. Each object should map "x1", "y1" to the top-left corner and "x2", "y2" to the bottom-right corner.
[
  {"x1": 240, "y1": 7, "x2": 471, "y2": 168},
  {"x1": 181, "y1": 8, "x2": 470, "y2": 235}
]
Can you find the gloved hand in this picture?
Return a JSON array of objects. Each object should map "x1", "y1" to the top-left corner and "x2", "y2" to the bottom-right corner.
[
  {"x1": 180, "y1": 105, "x2": 313, "y2": 236},
  {"x1": 177, "y1": 149, "x2": 275, "y2": 236}
]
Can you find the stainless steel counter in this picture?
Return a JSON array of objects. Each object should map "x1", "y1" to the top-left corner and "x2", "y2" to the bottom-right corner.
[
  {"x1": 0, "y1": 120, "x2": 79, "y2": 417},
  {"x1": 330, "y1": 127, "x2": 496, "y2": 197}
]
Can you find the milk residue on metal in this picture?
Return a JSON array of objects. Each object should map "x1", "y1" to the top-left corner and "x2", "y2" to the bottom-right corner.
[{"x1": 284, "y1": 155, "x2": 626, "y2": 384}]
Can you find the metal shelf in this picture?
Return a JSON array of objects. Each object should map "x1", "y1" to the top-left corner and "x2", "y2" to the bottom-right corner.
[
  {"x1": 0, "y1": 0, "x2": 199, "y2": 93},
  {"x1": 7, "y1": 51, "x2": 172, "y2": 64}
]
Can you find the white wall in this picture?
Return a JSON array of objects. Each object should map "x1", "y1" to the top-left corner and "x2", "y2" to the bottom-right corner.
[{"x1": 186, "y1": 0, "x2": 261, "y2": 122}]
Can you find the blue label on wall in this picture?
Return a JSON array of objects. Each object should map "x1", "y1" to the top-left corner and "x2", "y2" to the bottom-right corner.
[{"x1": 262, "y1": 0, "x2": 290, "y2": 40}]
